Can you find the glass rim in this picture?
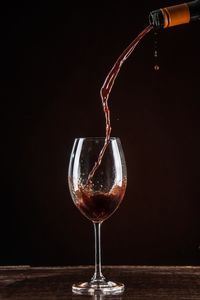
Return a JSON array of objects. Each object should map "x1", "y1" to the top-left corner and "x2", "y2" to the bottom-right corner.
[{"x1": 74, "y1": 137, "x2": 120, "y2": 141}]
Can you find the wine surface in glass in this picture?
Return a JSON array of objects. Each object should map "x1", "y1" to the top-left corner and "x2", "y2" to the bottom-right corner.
[{"x1": 74, "y1": 181, "x2": 127, "y2": 222}]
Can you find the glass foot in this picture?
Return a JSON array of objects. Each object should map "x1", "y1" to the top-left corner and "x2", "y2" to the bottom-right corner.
[{"x1": 72, "y1": 280, "x2": 124, "y2": 295}]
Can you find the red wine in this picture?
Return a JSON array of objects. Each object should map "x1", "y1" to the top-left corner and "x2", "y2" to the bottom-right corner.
[
  {"x1": 74, "y1": 181, "x2": 127, "y2": 222},
  {"x1": 87, "y1": 25, "x2": 152, "y2": 182},
  {"x1": 77, "y1": 26, "x2": 152, "y2": 221}
]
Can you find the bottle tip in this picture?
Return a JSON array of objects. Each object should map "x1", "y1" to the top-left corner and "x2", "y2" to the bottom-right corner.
[{"x1": 149, "y1": 9, "x2": 163, "y2": 29}]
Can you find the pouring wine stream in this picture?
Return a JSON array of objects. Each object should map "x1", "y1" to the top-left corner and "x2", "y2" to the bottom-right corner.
[{"x1": 87, "y1": 25, "x2": 153, "y2": 184}]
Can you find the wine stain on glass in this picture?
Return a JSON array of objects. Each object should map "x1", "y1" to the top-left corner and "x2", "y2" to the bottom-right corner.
[{"x1": 153, "y1": 30, "x2": 160, "y2": 71}]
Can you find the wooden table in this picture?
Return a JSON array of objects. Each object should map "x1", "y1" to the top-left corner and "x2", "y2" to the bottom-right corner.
[{"x1": 0, "y1": 266, "x2": 199, "y2": 299}]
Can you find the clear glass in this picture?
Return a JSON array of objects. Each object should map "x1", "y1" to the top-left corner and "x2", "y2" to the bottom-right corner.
[{"x1": 68, "y1": 137, "x2": 127, "y2": 295}]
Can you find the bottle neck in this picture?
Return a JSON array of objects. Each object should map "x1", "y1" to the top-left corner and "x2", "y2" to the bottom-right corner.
[{"x1": 149, "y1": 0, "x2": 200, "y2": 29}]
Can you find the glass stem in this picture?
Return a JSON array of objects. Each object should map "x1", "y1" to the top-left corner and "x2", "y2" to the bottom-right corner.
[{"x1": 92, "y1": 222, "x2": 105, "y2": 282}]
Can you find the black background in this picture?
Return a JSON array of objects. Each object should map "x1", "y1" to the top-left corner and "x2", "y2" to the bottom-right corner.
[{"x1": 1, "y1": 0, "x2": 200, "y2": 266}]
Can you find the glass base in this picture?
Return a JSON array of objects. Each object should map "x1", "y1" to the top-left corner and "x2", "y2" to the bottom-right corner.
[{"x1": 72, "y1": 280, "x2": 124, "y2": 295}]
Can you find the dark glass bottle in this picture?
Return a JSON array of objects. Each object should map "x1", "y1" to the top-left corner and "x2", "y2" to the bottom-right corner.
[{"x1": 149, "y1": 0, "x2": 200, "y2": 29}]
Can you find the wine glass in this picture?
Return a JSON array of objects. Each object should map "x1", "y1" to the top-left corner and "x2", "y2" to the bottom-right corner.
[{"x1": 68, "y1": 137, "x2": 127, "y2": 295}]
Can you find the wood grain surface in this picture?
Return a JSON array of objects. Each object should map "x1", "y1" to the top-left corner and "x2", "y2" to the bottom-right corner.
[{"x1": 0, "y1": 266, "x2": 199, "y2": 299}]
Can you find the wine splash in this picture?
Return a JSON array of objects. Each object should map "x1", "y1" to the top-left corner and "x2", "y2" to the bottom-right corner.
[
  {"x1": 87, "y1": 25, "x2": 153, "y2": 183},
  {"x1": 75, "y1": 181, "x2": 127, "y2": 222}
]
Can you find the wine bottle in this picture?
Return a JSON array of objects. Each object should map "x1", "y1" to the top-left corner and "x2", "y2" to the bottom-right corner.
[{"x1": 149, "y1": 0, "x2": 200, "y2": 29}]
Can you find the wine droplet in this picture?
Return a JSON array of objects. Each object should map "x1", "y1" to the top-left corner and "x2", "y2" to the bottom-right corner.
[{"x1": 153, "y1": 30, "x2": 160, "y2": 71}]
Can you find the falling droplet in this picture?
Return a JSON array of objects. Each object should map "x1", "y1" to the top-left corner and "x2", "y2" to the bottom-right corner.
[
  {"x1": 153, "y1": 30, "x2": 160, "y2": 71},
  {"x1": 154, "y1": 64, "x2": 160, "y2": 71}
]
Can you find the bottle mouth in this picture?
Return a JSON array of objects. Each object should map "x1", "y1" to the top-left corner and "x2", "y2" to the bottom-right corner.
[
  {"x1": 149, "y1": 10, "x2": 164, "y2": 28},
  {"x1": 149, "y1": 12, "x2": 154, "y2": 25}
]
